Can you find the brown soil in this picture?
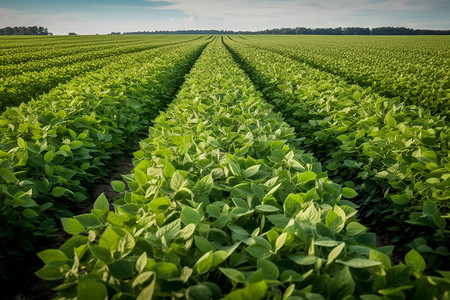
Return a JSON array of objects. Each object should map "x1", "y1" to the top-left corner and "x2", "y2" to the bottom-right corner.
[{"x1": 375, "y1": 232, "x2": 403, "y2": 265}]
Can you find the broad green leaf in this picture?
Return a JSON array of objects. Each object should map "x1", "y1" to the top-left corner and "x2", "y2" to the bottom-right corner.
[
  {"x1": 151, "y1": 262, "x2": 180, "y2": 280},
  {"x1": 170, "y1": 171, "x2": 186, "y2": 192},
  {"x1": 342, "y1": 187, "x2": 358, "y2": 199},
  {"x1": 255, "y1": 204, "x2": 280, "y2": 213},
  {"x1": 181, "y1": 206, "x2": 202, "y2": 225},
  {"x1": 299, "y1": 171, "x2": 316, "y2": 183},
  {"x1": 337, "y1": 258, "x2": 381, "y2": 268},
  {"x1": 257, "y1": 258, "x2": 279, "y2": 280},
  {"x1": 108, "y1": 259, "x2": 134, "y2": 280},
  {"x1": 22, "y1": 208, "x2": 39, "y2": 218},
  {"x1": 111, "y1": 181, "x2": 125, "y2": 192},
  {"x1": 243, "y1": 165, "x2": 260, "y2": 178},
  {"x1": 369, "y1": 249, "x2": 391, "y2": 270},
  {"x1": 327, "y1": 266, "x2": 355, "y2": 299},
  {"x1": 195, "y1": 251, "x2": 213, "y2": 274},
  {"x1": 61, "y1": 218, "x2": 85, "y2": 235},
  {"x1": 405, "y1": 249, "x2": 426, "y2": 273},
  {"x1": 94, "y1": 193, "x2": 109, "y2": 210},
  {"x1": 37, "y1": 249, "x2": 68, "y2": 264},
  {"x1": 288, "y1": 255, "x2": 318, "y2": 265},
  {"x1": 327, "y1": 243, "x2": 345, "y2": 265},
  {"x1": 275, "y1": 232, "x2": 287, "y2": 252},
  {"x1": 135, "y1": 169, "x2": 147, "y2": 186},
  {"x1": 149, "y1": 197, "x2": 172, "y2": 214},
  {"x1": 220, "y1": 268, "x2": 245, "y2": 283},
  {"x1": 223, "y1": 281, "x2": 268, "y2": 300},
  {"x1": 51, "y1": 186, "x2": 66, "y2": 197}
]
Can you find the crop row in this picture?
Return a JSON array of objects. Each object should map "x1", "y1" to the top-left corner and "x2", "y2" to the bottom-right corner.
[
  {"x1": 0, "y1": 39, "x2": 208, "y2": 280},
  {"x1": 0, "y1": 36, "x2": 206, "y2": 111},
  {"x1": 224, "y1": 38, "x2": 449, "y2": 267},
  {"x1": 36, "y1": 38, "x2": 449, "y2": 299},
  {"x1": 239, "y1": 36, "x2": 450, "y2": 114},
  {"x1": 0, "y1": 35, "x2": 199, "y2": 65},
  {"x1": 0, "y1": 35, "x2": 169, "y2": 55}
]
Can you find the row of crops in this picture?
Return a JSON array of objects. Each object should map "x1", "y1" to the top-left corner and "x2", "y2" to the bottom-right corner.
[
  {"x1": 31, "y1": 37, "x2": 449, "y2": 299},
  {"x1": 224, "y1": 36, "x2": 450, "y2": 268},
  {"x1": 0, "y1": 35, "x2": 203, "y2": 111},
  {"x1": 235, "y1": 35, "x2": 449, "y2": 114},
  {"x1": 1, "y1": 35, "x2": 449, "y2": 299},
  {"x1": 1, "y1": 36, "x2": 210, "y2": 282}
]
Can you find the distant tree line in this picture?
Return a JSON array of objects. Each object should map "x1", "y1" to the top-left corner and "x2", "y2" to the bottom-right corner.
[
  {"x1": 120, "y1": 27, "x2": 450, "y2": 35},
  {"x1": 0, "y1": 26, "x2": 52, "y2": 35}
]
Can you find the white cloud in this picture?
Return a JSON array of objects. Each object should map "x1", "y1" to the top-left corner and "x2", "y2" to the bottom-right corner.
[{"x1": 144, "y1": 0, "x2": 445, "y2": 30}]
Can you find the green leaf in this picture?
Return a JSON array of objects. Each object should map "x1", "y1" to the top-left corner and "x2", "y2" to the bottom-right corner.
[
  {"x1": 422, "y1": 201, "x2": 446, "y2": 229},
  {"x1": 327, "y1": 162, "x2": 339, "y2": 171},
  {"x1": 17, "y1": 137, "x2": 26, "y2": 149},
  {"x1": 74, "y1": 214, "x2": 102, "y2": 228},
  {"x1": 327, "y1": 243, "x2": 346, "y2": 265},
  {"x1": 77, "y1": 277, "x2": 107, "y2": 300},
  {"x1": 337, "y1": 258, "x2": 381, "y2": 268},
  {"x1": 170, "y1": 171, "x2": 186, "y2": 192},
  {"x1": 280, "y1": 270, "x2": 304, "y2": 282},
  {"x1": 405, "y1": 249, "x2": 426, "y2": 273},
  {"x1": 135, "y1": 169, "x2": 147, "y2": 186},
  {"x1": 223, "y1": 281, "x2": 268, "y2": 300},
  {"x1": 195, "y1": 236, "x2": 214, "y2": 253},
  {"x1": 346, "y1": 222, "x2": 367, "y2": 236},
  {"x1": 369, "y1": 249, "x2": 391, "y2": 270},
  {"x1": 246, "y1": 244, "x2": 271, "y2": 259},
  {"x1": 228, "y1": 159, "x2": 241, "y2": 176},
  {"x1": 243, "y1": 165, "x2": 260, "y2": 178},
  {"x1": 193, "y1": 173, "x2": 214, "y2": 198},
  {"x1": 51, "y1": 187, "x2": 66, "y2": 197},
  {"x1": 181, "y1": 206, "x2": 202, "y2": 225},
  {"x1": 37, "y1": 249, "x2": 68, "y2": 264},
  {"x1": 149, "y1": 197, "x2": 172, "y2": 214},
  {"x1": 288, "y1": 255, "x2": 318, "y2": 265},
  {"x1": 257, "y1": 258, "x2": 279, "y2": 280},
  {"x1": 390, "y1": 194, "x2": 408, "y2": 205},
  {"x1": 35, "y1": 265, "x2": 66, "y2": 281},
  {"x1": 151, "y1": 262, "x2": 180, "y2": 280},
  {"x1": 327, "y1": 266, "x2": 355, "y2": 300},
  {"x1": 61, "y1": 218, "x2": 85, "y2": 235},
  {"x1": 44, "y1": 150, "x2": 54, "y2": 162},
  {"x1": 189, "y1": 284, "x2": 213, "y2": 300},
  {"x1": 94, "y1": 193, "x2": 109, "y2": 210},
  {"x1": 299, "y1": 171, "x2": 316, "y2": 183},
  {"x1": 111, "y1": 181, "x2": 125, "y2": 192},
  {"x1": 22, "y1": 208, "x2": 39, "y2": 219},
  {"x1": 255, "y1": 204, "x2": 280, "y2": 213},
  {"x1": 275, "y1": 232, "x2": 287, "y2": 252},
  {"x1": 195, "y1": 251, "x2": 213, "y2": 274},
  {"x1": 89, "y1": 245, "x2": 112, "y2": 264},
  {"x1": 108, "y1": 259, "x2": 134, "y2": 280},
  {"x1": 0, "y1": 168, "x2": 18, "y2": 184},
  {"x1": 342, "y1": 187, "x2": 358, "y2": 199},
  {"x1": 220, "y1": 268, "x2": 245, "y2": 283}
]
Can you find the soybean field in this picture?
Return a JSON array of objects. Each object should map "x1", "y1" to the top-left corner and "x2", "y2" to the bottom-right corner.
[{"x1": 1, "y1": 35, "x2": 449, "y2": 299}]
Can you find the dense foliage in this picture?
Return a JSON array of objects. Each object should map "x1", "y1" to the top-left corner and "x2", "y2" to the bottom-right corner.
[
  {"x1": 0, "y1": 26, "x2": 51, "y2": 35},
  {"x1": 224, "y1": 37, "x2": 449, "y2": 266},
  {"x1": 237, "y1": 35, "x2": 450, "y2": 114},
  {"x1": 0, "y1": 38, "x2": 208, "y2": 280},
  {"x1": 0, "y1": 34, "x2": 448, "y2": 298},
  {"x1": 0, "y1": 35, "x2": 202, "y2": 111},
  {"x1": 34, "y1": 38, "x2": 449, "y2": 299}
]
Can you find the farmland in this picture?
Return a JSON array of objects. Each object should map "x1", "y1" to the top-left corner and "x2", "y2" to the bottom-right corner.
[{"x1": 1, "y1": 35, "x2": 449, "y2": 299}]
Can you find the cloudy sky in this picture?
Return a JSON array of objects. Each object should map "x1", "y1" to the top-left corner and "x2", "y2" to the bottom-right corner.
[{"x1": 0, "y1": 0, "x2": 449, "y2": 35}]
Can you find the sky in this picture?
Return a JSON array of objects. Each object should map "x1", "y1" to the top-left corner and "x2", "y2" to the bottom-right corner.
[{"x1": 0, "y1": 0, "x2": 449, "y2": 35}]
